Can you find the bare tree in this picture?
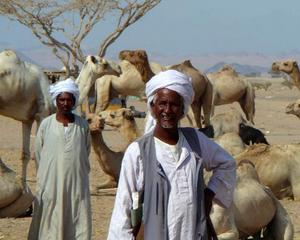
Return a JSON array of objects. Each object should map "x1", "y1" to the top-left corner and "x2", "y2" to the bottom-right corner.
[{"x1": 0, "y1": 0, "x2": 161, "y2": 75}]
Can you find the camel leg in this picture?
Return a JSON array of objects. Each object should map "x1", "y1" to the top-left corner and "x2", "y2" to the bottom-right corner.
[
  {"x1": 21, "y1": 121, "x2": 33, "y2": 188},
  {"x1": 202, "y1": 80, "x2": 213, "y2": 127},
  {"x1": 191, "y1": 102, "x2": 202, "y2": 128}
]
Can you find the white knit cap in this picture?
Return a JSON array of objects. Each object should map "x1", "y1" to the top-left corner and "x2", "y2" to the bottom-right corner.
[
  {"x1": 49, "y1": 78, "x2": 80, "y2": 108},
  {"x1": 144, "y1": 70, "x2": 194, "y2": 133}
]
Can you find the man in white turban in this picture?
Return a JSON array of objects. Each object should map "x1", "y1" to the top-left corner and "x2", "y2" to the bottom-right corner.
[
  {"x1": 108, "y1": 69, "x2": 236, "y2": 240},
  {"x1": 144, "y1": 69, "x2": 194, "y2": 133},
  {"x1": 28, "y1": 78, "x2": 92, "y2": 240}
]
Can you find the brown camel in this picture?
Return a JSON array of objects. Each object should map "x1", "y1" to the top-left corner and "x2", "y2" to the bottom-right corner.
[
  {"x1": 86, "y1": 113, "x2": 123, "y2": 189},
  {"x1": 94, "y1": 50, "x2": 155, "y2": 113},
  {"x1": 272, "y1": 59, "x2": 300, "y2": 91},
  {"x1": 169, "y1": 60, "x2": 213, "y2": 128},
  {"x1": 207, "y1": 65, "x2": 256, "y2": 124}
]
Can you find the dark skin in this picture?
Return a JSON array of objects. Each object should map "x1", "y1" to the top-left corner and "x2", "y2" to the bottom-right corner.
[
  {"x1": 55, "y1": 92, "x2": 75, "y2": 126},
  {"x1": 151, "y1": 88, "x2": 215, "y2": 217}
]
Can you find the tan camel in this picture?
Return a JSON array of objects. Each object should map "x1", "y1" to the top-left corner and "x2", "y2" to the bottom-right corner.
[
  {"x1": 169, "y1": 60, "x2": 213, "y2": 128},
  {"x1": 99, "y1": 108, "x2": 140, "y2": 146},
  {"x1": 0, "y1": 157, "x2": 33, "y2": 218},
  {"x1": 94, "y1": 50, "x2": 155, "y2": 113},
  {"x1": 235, "y1": 143, "x2": 300, "y2": 200},
  {"x1": 272, "y1": 59, "x2": 300, "y2": 90},
  {"x1": 286, "y1": 99, "x2": 300, "y2": 118},
  {"x1": 86, "y1": 113, "x2": 123, "y2": 189},
  {"x1": 215, "y1": 132, "x2": 246, "y2": 156},
  {"x1": 0, "y1": 49, "x2": 53, "y2": 185},
  {"x1": 75, "y1": 55, "x2": 121, "y2": 114},
  {"x1": 210, "y1": 160, "x2": 293, "y2": 239},
  {"x1": 207, "y1": 65, "x2": 256, "y2": 124}
]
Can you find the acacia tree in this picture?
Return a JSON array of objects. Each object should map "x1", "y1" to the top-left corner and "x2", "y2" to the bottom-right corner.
[{"x1": 0, "y1": 0, "x2": 161, "y2": 75}]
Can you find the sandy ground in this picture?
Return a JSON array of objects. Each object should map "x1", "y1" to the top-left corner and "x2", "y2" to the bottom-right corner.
[{"x1": 0, "y1": 77, "x2": 300, "y2": 239}]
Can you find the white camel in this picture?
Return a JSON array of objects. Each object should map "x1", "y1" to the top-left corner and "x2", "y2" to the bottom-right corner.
[
  {"x1": 0, "y1": 49, "x2": 53, "y2": 185},
  {"x1": 94, "y1": 50, "x2": 155, "y2": 114},
  {"x1": 99, "y1": 108, "x2": 140, "y2": 146},
  {"x1": 235, "y1": 143, "x2": 300, "y2": 200},
  {"x1": 211, "y1": 159, "x2": 293, "y2": 239},
  {"x1": 75, "y1": 55, "x2": 121, "y2": 114},
  {"x1": 272, "y1": 59, "x2": 300, "y2": 91},
  {"x1": 207, "y1": 65, "x2": 256, "y2": 124},
  {"x1": 0, "y1": 157, "x2": 33, "y2": 218}
]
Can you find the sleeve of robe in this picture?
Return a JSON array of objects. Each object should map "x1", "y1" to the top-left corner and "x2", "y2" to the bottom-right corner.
[
  {"x1": 107, "y1": 142, "x2": 143, "y2": 240},
  {"x1": 197, "y1": 131, "x2": 237, "y2": 208}
]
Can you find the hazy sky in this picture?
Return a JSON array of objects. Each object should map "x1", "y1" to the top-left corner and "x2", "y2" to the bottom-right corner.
[{"x1": 1, "y1": 0, "x2": 300, "y2": 57}]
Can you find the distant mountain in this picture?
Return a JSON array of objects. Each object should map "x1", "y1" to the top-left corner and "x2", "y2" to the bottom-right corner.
[{"x1": 204, "y1": 62, "x2": 270, "y2": 76}]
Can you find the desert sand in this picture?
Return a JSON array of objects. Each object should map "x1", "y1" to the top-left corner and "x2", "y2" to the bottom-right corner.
[{"x1": 0, "y1": 77, "x2": 300, "y2": 239}]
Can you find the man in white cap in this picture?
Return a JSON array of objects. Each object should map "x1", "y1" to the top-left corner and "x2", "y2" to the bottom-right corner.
[
  {"x1": 28, "y1": 78, "x2": 92, "y2": 240},
  {"x1": 108, "y1": 70, "x2": 236, "y2": 240}
]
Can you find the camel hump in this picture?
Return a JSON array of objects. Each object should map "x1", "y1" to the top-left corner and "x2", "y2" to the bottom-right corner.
[{"x1": 246, "y1": 144, "x2": 270, "y2": 155}]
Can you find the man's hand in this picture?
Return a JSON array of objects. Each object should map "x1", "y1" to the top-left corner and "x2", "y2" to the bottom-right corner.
[{"x1": 204, "y1": 188, "x2": 215, "y2": 217}]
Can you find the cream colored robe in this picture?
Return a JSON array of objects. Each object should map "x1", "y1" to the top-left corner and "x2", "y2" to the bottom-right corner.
[{"x1": 28, "y1": 114, "x2": 91, "y2": 240}]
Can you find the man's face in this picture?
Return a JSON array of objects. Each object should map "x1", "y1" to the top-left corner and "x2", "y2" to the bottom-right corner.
[
  {"x1": 56, "y1": 92, "x2": 75, "y2": 114},
  {"x1": 151, "y1": 88, "x2": 184, "y2": 129}
]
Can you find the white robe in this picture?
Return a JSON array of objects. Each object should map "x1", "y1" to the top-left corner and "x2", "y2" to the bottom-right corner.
[
  {"x1": 108, "y1": 130, "x2": 236, "y2": 240},
  {"x1": 28, "y1": 114, "x2": 92, "y2": 240}
]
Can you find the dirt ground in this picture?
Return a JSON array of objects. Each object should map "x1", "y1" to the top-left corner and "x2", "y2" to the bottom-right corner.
[{"x1": 0, "y1": 77, "x2": 300, "y2": 239}]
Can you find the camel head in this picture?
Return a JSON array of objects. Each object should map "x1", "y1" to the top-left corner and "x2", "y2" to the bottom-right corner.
[
  {"x1": 99, "y1": 108, "x2": 135, "y2": 128},
  {"x1": 237, "y1": 159, "x2": 259, "y2": 181},
  {"x1": 86, "y1": 113, "x2": 105, "y2": 133},
  {"x1": 271, "y1": 60, "x2": 298, "y2": 74},
  {"x1": 286, "y1": 99, "x2": 300, "y2": 118},
  {"x1": 118, "y1": 49, "x2": 154, "y2": 83}
]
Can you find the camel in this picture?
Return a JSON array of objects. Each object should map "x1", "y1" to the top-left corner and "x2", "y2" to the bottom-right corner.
[
  {"x1": 86, "y1": 113, "x2": 123, "y2": 189},
  {"x1": 94, "y1": 50, "x2": 155, "y2": 114},
  {"x1": 272, "y1": 60, "x2": 300, "y2": 91},
  {"x1": 0, "y1": 157, "x2": 33, "y2": 218},
  {"x1": 235, "y1": 143, "x2": 300, "y2": 200},
  {"x1": 207, "y1": 65, "x2": 256, "y2": 124},
  {"x1": 75, "y1": 55, "x2": 121, "y2": 114},
  {"x1": 215, "y1": 132, "x2": 246, "y2": 156},
  {"x1": 149, "y1": 61, "x2": 167, "y2": 74},
  {"x1": 99, "y1": 108, "x2": 140, "y2": 146},
  {"x1": 169, "y1": 60, "x2": 213, "y2": 128},
  {"x1": 0, "y1": 49, "x2": 53, "y2": 185},
  {"x1": 286, "y1": 99, "x2": 300, "y2": 118},
  {"x1": 211, "y1": 159, "x2": 293, "y2": 239}
]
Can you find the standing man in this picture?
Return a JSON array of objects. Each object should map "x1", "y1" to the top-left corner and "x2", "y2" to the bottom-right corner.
[
  {"x1": 28, "y1": 78, "x2": 92, "y2": 240},
  {"x1": 108, "y1": 70, "x2": 236, "y2": 240}
]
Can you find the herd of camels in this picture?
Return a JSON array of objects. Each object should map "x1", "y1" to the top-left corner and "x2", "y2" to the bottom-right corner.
[{"x1": 1, "y1": 48, "x2": 300, "y2": 239}]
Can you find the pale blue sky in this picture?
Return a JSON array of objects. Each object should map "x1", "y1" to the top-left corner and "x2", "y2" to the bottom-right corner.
[{"x1": 0, "y1": 0, "x2": 300, "y2": 66}]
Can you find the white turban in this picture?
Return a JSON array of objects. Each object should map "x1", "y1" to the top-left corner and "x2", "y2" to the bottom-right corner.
[
  {"x1": 49, "y1": 78, "x2": 80, "y2": 108},
  {"x1": 144, "y1": 69, "x2": 194, "y2": 134}
]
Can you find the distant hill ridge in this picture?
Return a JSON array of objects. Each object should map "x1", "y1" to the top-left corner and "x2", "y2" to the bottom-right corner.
[{"x1": 204, "y1": 62, "x2": 270, "y2": 76}]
